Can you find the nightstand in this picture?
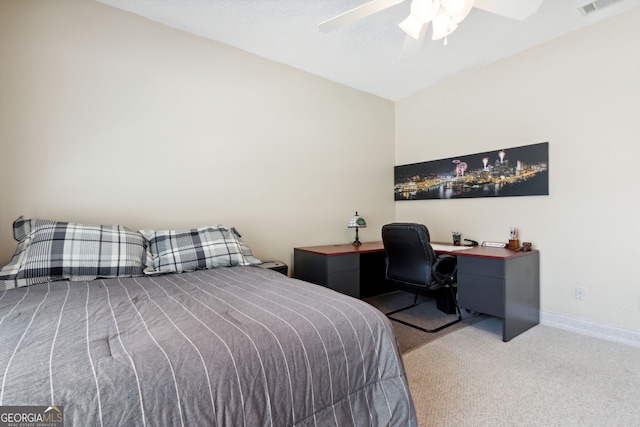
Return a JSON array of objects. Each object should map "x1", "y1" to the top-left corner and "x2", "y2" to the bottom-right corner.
[{"x1": 257, "y1": 260, "x2": 288, "y2": 276}]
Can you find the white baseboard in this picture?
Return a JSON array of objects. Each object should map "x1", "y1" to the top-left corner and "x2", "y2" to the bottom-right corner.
[{"x1": 540, "y1": 310, "x2": 640, "y2": 348}]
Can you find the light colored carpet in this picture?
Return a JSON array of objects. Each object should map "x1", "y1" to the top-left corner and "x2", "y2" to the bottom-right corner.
[{"x1": 402, "y1": 317, "x2": 640, "y2": 426}]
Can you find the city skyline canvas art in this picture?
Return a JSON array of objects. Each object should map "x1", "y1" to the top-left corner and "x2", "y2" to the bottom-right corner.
[{"x1": 394, "y1": 142, "x2": 549, "y2": 200}]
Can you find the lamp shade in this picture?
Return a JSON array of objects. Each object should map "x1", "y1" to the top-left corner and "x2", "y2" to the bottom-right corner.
[{"x1": 347, "y1": 212, "x2": 367, "y2": 229}]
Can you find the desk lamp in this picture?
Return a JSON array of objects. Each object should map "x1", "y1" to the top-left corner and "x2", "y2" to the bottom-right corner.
[{"x1": 347, "y1": 211, "x2": 367, "y2": 246}]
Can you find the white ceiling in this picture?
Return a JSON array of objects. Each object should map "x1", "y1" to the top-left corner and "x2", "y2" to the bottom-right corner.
[{"x1": 96, "y1": 0, "x2": 640, "y2": 101}]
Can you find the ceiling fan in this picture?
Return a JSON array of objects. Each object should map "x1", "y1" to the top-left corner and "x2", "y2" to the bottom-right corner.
[{"x1": 320, "y1": 0, "x2": 544, "y2": 58}]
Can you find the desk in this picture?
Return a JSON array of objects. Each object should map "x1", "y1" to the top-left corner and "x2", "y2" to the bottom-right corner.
[
  {"x1": 293, "y1": 242, "x2": 395, "y2": 299},
  {"x1": 293, "y1": 241, "x2": 539, "y2": 342}
]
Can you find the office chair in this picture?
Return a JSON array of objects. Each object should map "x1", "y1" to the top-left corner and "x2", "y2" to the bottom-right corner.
[{"x1": 381, "y1": 223, "x2": 462, "y2": 333}]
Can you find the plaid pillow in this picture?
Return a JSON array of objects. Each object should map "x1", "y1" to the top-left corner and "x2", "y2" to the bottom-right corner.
[
  {"x1": 0, "y1": 216, "x2": 147, "y2": 290},
  {"x1": 230, "y1": 227, "x2": 262, "y2": 266},
  {"x1": 140, "y1": 226, "x2": 254, "y2": 274}
]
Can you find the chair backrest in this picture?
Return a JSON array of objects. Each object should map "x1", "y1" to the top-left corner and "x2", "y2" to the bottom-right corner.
[{"x1": 381, "y1": 223, "x2": 437, "y2": 287}]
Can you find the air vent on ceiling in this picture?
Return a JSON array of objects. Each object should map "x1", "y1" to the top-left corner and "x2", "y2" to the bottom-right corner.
[{"x1": 579, "y1": 0, "x2": 623, "y2": 15}]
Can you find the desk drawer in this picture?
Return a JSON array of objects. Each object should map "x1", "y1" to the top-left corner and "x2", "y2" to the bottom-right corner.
[
  {"x1": 458, "y1": 273, "x2": 504, "y2": 317},
  {"x1": 327, "y1": 254, "x2": 359, "y2": 273},
  {"x1": 458, "y1": 256, "x2": 504, "y2": 279}
]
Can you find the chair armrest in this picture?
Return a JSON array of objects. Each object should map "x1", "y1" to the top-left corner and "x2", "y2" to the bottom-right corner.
[{"x1": 431, "y1": 254, "x2": 457, "y2": 285}]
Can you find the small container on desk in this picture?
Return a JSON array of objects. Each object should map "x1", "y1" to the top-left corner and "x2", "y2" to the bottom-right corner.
[
  {"x1": 257, "y1": 261, "x2": 288, "y2": 276},
  {"x1": 508, "y1": 227, "x2": 520, "y2": 250}
]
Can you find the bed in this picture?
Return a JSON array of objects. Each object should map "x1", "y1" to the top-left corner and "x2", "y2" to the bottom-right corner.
[{"x1": 0, "y1": 217, "x2": 416, "y2": 426}]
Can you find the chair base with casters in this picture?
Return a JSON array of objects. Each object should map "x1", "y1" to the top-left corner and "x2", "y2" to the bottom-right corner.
[{"x1": 382, "y1": 222, "x2": 463, "y2": 334}]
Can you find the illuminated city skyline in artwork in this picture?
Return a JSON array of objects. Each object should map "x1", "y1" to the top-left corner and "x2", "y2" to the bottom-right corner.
[{"x1": 394, "y1": 142, "x2": 549, "y2": 200}]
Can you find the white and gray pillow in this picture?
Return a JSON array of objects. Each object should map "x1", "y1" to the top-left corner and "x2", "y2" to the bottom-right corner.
[
  {"x1": 140, "y1": 225, "x2": 261, "y2": 274},
  {"x1": 0, "y1": 216, "x2": 147, "y2": 290}
]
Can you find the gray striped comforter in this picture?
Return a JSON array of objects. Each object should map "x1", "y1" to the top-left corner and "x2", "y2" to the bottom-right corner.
[{"x1": 0, "y1": 266, "x2": 416, "y2": 426}]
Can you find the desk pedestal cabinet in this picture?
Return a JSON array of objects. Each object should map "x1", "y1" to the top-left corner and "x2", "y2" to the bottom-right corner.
[
  {"x1": 457, "y1": 251, "x2": 539, "y2": 342},
  {"x1": 294, "y1": 241, "x2": 539, "y2": 342},
  {"x1": 293, "y1": 243, "x2": 394, "y2": 299}
]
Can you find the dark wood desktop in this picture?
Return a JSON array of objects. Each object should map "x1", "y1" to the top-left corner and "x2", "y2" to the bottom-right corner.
[{"x1": 293, "y1": 241, "x2": 539, "y2": 342}]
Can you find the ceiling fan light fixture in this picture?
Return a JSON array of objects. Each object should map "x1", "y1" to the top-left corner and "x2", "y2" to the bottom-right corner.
[
  {"x1": 400, "y1": 0, "x2": 441, "y2": 39},
  {"x1": 411, "y1": 0, "x2": 441, "y2": 21},
  {"x1": 323, "y1": 0, "x2": 546, "y2": 59},
  {"x1": 399, "y1": 14, "x2": 426, "y2": 39},
  {"x1": 431, "y1": 12, "x2": 458, "y2": 40},
  {"x1": 400, "y1": 0, "x2": 475, "y2": 42},
  {"x1": 448, "y1": 0, "x2": 475, "y2": 23}
]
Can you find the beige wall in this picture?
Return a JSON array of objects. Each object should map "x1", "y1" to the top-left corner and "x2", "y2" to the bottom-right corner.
[
  {"x1": 395, "y1": 9, "x2": 640, "y2": 331},
  {"x1": 0, "y1": 0, "x2": 395, "y2": 269}
]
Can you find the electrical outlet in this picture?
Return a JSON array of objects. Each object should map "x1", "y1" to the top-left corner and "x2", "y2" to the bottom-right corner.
[{"x1": 575, "y1": 286, "x2": 587, "y2": 300}]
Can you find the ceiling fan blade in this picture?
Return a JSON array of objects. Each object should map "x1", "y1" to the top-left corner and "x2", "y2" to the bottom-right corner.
[
  {"x1": 319, "y1": 0, "x2": 406, "y2": 33},
  {"x1": 472, "y1": 0, "x2": 544, "y2": 21},
  {"x1": 400, "y1": 23, "x2": 428, "y2": 61}
]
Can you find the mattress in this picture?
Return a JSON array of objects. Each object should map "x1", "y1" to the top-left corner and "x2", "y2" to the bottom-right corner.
[{"x1": 0, "y1": 266, "x2": 416, "y2": 426}]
